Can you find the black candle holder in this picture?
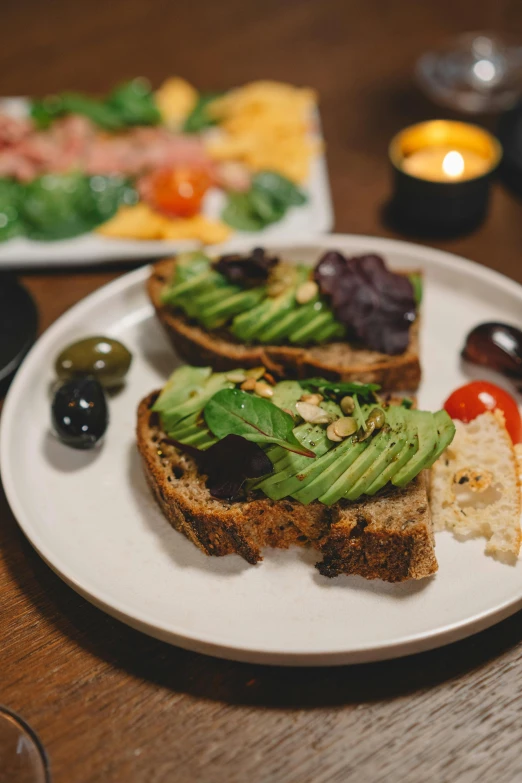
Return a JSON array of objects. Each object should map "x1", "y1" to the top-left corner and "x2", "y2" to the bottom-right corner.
[{"x1": 388, "y1": 120, "x2": 502, "y2": 238}]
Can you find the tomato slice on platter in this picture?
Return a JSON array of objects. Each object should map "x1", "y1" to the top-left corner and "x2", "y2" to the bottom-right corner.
[
  {"x1": 444, "y1": 380, "x2": 522, "y2": 444},
  {"x1": 148, "y1": 167, "x2": 213, "y2": 218}
]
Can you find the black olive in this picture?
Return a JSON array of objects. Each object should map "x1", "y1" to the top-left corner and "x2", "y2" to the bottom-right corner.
[
  {"x1": 51, "y1": 378, "x2": 108, "y2": 449},
  {"x1": 462, "y1": 322, "x2": 522, "y2": 385}
]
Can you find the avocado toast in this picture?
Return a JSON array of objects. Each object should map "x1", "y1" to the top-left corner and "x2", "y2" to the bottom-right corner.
[
  {"x1": 137, "y1": 366, "x2": 455, "y2": 581},
  {"x1": 148, "y1": 248, "x2": 422, "y2": 390}
]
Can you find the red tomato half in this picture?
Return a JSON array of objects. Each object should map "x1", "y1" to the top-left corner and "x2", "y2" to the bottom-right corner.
[
  {"x1": 149, "y1": 167, "x2": 213, "y2": 218},
  {"x1": 444, "y1": 380, "x2": 522, "y2": 443}
]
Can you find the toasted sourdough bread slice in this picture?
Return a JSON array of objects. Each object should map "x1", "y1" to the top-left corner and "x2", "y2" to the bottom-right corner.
[
  {"x1": 137, "y1": 392, "x2": 438, "y2": 581},
  {"x1": 430, "y1": 410, "x2": 521, "y2": 559},
  {"x1": 148, "y1": 258, "x2": 422, "y2": 390}
]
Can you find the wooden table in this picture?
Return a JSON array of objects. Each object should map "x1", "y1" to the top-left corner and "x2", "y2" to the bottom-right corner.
[{"x1": 1, "y1": 1, "x2": 522, "y2": 781}]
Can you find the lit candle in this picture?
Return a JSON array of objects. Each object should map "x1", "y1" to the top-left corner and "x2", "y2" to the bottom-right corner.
[
  {"x1": 402, "y1": 146, "x2": 490, "y2": 182},
  {"x1": 388, "y1": 120, "x2": 502, "y2": 236}
]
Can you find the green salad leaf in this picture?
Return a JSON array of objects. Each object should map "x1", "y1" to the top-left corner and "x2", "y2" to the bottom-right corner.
[
  {"x1": 30, "y1": 78, "x2": 161, "y2": 130},
  {"x1": 299, "y1": 378, "x2": 380, "y2": 401},
  {"x1": 183, "y1": 92, "x2": 222, "y2": 133},
  {"x1": 105, "y1": 79, "x2": 161, "y2": 126},
  {"x1": 222, "y1": 170, "x2": 307, "y2": 231},
  {"x1": 0, "y1": 173, "x2": 137, "y2": 242},
  {"x1": 0, "y1": 179, "x2": 24, "y2": 241},
  {"x1": 221, "y1": 192, "x2": 267, "y2": 232},
  {"x1": 409, "y1": 273, "x2": 423, "y2": 307},
  {"x1": 204, "y1": 388, "x2": 315, "y2": 457},
  {"x1": 252, "y1": 171, "x2": 307, "y2": 207}
]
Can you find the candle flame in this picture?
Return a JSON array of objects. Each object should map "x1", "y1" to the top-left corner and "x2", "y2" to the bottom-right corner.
[{"x1": 442, "y1": 151, "x2": 465, "y2": 179}]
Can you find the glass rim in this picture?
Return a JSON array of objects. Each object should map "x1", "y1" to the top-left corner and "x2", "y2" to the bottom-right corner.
[{"x1": 0, "y1": 704, "x2": 51, "y2": 783}]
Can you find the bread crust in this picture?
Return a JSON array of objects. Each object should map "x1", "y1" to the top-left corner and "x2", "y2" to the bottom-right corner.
[
  {"x1": 315, "y1": 476, "x2": 438, "y2": 581},
  {"x1": 148, "y1": 258, "x2": 422, "y2": 390},
  {"x1": 137, "y1": 392, "x2": 438, "y2": 581}
]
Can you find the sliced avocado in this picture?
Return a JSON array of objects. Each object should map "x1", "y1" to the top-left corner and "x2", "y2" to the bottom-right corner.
[
  {"x1": 311, "y1": 319, "x2": 345, "y2": 344},
  {"x1": 153, "y1": 366, "x2": 211, "y2": 414},
  {"x1": 270, "y1": 380, "x2": 305, "y2": 416},
  {"x1": 285, "y1": 402, "x2": 378, "y2": 504},
  {"x1": 199, "y1": 288, "x2": 266, "y2": 329},
  {"x1": 289, "y1": 436, "x2": 368, "y2": 504},
  {"x1": 257, "y1": 307, "x2": 300, "y2": 343},
  {"x1": 181, "y1": 428, "x2": 217, "y2": 449},
  {"x1": 232, "y1": 267, "x2": 308, "y2": 342},
  {"x1": 319, "y1": 414, "x2": 396, "y2": 506},
  {"x1": 256, "y1": 427, "x2": 332, "y2": 498},
  {"x1": 256, "y1": 296, "x2": 319, "y2": 344},
  {"x1": 342, "y1": 407, "x2": 408, "y2": 500},
  {"x1": 424, "y1": 410, "x2": 456, "y2": 467},
  {"x1": 392, "y1": 410, "x2": 438, "y2": 488},
  {"x1": 261, "y1": 399, "x2": 339, "y2": 475},
  {"x1": 289, "y1": 308, "x2": 334, "y2": 344},
  {"x1": 161, "y1": 269, "x2": 220, "y2": 305},
  {"x1": 169, "y1": 414, "x2": 202, "y2": 440},
  {"x1": 161, "y1": 373, "x2": 233, "y2": 433},
  {"x1": 366, "y1": 415, "x2": 419, "y2": 495},
  {"x1": 173, "y1": 251, "x2": 212, "y2": 284},
  {"x1": 192, "y1": 284, "x2": 239, "y2": 309},
  {"x1": 259, "y1": 421, "x2": 319, "y2": 473},
  {"x1": 232, "y1": 297, "x2": 278, "y2": 342},
  {"x1": 319, "y1": 399, "x2": 342, "y2": 419}
]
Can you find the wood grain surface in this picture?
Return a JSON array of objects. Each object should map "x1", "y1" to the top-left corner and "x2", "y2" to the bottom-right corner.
[{"x1": 1, "y1": 1, "x2": 522, "y2": 781}]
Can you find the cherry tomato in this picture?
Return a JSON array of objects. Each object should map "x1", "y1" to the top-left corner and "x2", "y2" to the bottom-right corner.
[
  {"x1": 444, "y1": 380, "x2": 522, "y2": 443},
  {"x1": 149, "y1": 167, "x2": 213, "y2": 218}
]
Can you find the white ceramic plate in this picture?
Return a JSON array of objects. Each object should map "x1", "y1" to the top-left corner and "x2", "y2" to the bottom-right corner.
[
  {"x1": 0, "y1": 98, "x2": 333, "y2": 268},
  {"x1": 2, "y1": 235, "x2": 521, "y2": 666}
]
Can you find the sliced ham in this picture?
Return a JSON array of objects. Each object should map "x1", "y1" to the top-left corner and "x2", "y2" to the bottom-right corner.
[
  {"x1": 0, "y1": 115, "x2": 32, "y2": 150},
  {"x1": 0, "y1": 112, "x2": 215, "y2": 182}
]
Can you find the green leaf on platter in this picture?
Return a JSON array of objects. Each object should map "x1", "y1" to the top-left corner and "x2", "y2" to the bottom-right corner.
[
  {"x1": 183, "y1": 92, "x2": 222, "y2": 133},
  {"x1": 252, "y1": 171, "x2": 307, "y2": 207},
  {"x1": 18, "y1": 173, "x2": 136, "y2": 241},
  {"x1": 221, "y1": 192, "x2": 266, "y2": 232},
  {"x1": 0, "y1": 179, "x2": 24, "y2": 242},
  {"x1": 221, "y1": 170, "x2": 308, "y2": 232},
  {"x1": 30, "y1": 79, "x2": 161, "y2": 131},
  {"x1": 106, "y1": 79, "x2": 161, "y2": 126},
  {"x1": 204, "y1": 388, "x2": 315, "y2": 457}
]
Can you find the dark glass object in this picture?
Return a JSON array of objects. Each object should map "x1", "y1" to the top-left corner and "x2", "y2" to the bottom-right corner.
[
  {"x1": 462, "y1": 322, "x2": 522, "y2": 385},
  {"x1": 51, "y1": 378, "x2": 108, "y2": 449},
  {"x1": 0, "y1": 275, "x2": 38, "y2": 397}
]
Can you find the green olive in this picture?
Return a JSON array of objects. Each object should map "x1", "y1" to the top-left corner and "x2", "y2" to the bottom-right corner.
[{"x1": 55, "y1": 336, "x2": 132, "y2": 388}]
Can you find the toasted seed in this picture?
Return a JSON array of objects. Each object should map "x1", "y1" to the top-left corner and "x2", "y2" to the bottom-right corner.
[
  {"x1": 366, "y1": 407, "x2": 386, "y2": 430},
  {"x1": 340, "y1": 395, "x2": 355, "y2": 414},
  {"x1": 245, "y1": 366, "x2": 266, "y2": 380},
  {"x1": 295, "y1": 280, "x2": 319, "y2": 305},
  {"x1": 326, "y1": 422, "x2": 343, "y2": 442},
  {"x1": 226, "y1": 371, "x2": 247, "y2": 383},
  {"x1": 333, "y1": 416, "x2": 357, "y2": 438},
  {"x1": 263, "y1": 371, "x2": 276, "y2": 386},
  {"x1": 267, "y1": 282, "x2": 287, "y2": 297},
  {"x1": 295, "y1": 401, "x2": 331, "y2": 424},
  {"x1": 241, "y1": 378, "x2": 256, "y2": 391},
  {"x1": 357, "y1": 420, "x2": 376, "y2": 442},
  {"x1": 254, "y1": 381, "x2": 274, "y2": 398},
  {"x1": 300, "y1": 392, "x2": 323, "y2": 405}
]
